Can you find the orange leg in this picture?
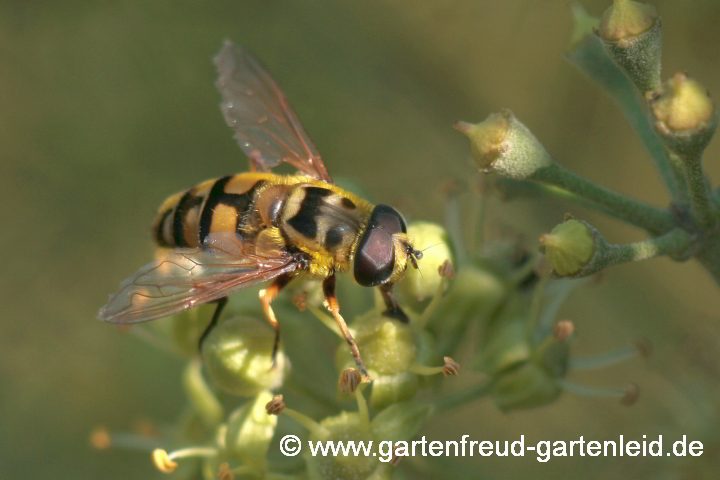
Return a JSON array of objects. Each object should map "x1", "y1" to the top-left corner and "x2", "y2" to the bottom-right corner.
[
  {"x1": 259, "y1": 274, "x2": 292, "y2": 364},
  {"x1": 323, "y1": 275, "x2": 371, "y2": 382}
]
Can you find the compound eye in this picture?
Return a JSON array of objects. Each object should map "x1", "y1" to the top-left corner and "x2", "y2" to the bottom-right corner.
[
  {"x1": 372, "y1": 204, "x2": 407, "y2": 234},
  {"x1": 354, "y1": 227, "x2": 395, "y2": 287},
  {"x1": 354, "y1": 205, "x2": 406, "y2": 287}
]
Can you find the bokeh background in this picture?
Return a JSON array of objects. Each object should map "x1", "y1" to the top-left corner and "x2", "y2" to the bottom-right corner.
[{"x1": 1, "y1": 1, "x2": 719, "y2": 479}]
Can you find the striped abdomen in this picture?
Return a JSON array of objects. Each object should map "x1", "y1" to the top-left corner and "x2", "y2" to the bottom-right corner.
[{"x1": 152, "y1": 172, "x2": 280, "y2": 249}]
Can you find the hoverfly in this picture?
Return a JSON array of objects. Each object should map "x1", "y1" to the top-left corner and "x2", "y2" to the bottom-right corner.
[{"x1": 99, "y1": 41, "x2": 423, "y2": 381}]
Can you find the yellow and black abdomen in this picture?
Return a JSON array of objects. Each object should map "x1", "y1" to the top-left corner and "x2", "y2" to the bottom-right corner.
[{"x1": 152, "y1": 172, "x2": 283, "y2": 249}]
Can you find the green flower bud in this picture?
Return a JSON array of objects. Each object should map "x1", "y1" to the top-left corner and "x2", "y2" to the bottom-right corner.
[
  {"x1": 336, "y1": 312, "x2": 429, "y2": 410},
  {"x1": 649, "y1": 72, "x2": 717, "y2": 156},
  {"x1": 597, "y1": 0, "x2": 661, "y2": 93},
  {"x1": 342, "y1": 313, "x2": 417, "y2": 375},
  {"x1": 224, "y1": 391, "x2": 277, "y2": 470},
  {"x1": 306, "y1": 412, "x2": 384, "y2": 480},
  {"x1": 202, "y1": 317, "x2": 288, "y2": 396},
  {"x1": 396, "y1": 221, "x2": 454, "y2": 306},
  {"x1": 454, "y1": 110, "x2": 554, "y2": 180},
  {"x1": 539, "y1": 218, "x2": 596, "y2": 277}
]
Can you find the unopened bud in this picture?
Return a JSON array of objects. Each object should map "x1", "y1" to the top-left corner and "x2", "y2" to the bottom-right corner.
[
  {"x1": 454, "y1": 110, "x2": 554, "y2": 179},
  {"x1": 598, "y1": 0, "x2": 656, "y2": 42},
  {"x1": 540, "y1": 219, "x2": 595, "y2": 277},
  {"x1": 597, "y1": 0, "x2": 661, "y2": 93},
  {"x1": 202, "y1": 317, "x2": 287, "y2": 397},
  {"x1": 649, "y1": 72, "x2": 716, "y2": 155}
]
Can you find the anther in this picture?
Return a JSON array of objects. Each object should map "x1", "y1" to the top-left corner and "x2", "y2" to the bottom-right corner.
[
  {"x1": 438, "y1": 259, "x2": 456, "y2": 279},
  {"x1": 90, "y1": 426, "x2": 112, "y2": 450},
  {"x1": 339, "y1": 368, "x2": 362, "y2": 394},
  {"x1": 265, "y1": 394, "x2": 286, "y2": 415},
  {"x1": 553, "y1": 321, "x2": 574, "y2": 343},
  {"x1": 152, "y1": 449, "x2": 178, "y2": 473},
  {"x1": 443, "y1": 357, "x2": 460, "y2": 377},
  {"x1": 621, "y1": 383, "x2": 640, "y2": 406}
]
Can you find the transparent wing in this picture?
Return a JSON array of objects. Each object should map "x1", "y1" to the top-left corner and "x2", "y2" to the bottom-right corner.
[
  {"x1": 214, "y1": 40, "x2": 333, "y2": 183},
  {"x1": 99, "y1": 233, "x2": 302, "y2": 324}
]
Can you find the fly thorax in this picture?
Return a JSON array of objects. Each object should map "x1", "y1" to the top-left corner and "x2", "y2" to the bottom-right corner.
[{"x1": 280, "y1": 185, "x2": 365, "y2": 265}]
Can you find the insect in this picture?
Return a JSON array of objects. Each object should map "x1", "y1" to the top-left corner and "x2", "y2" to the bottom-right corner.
[{"x1": 98, "y1": 40, "x2": 423, "y2": 381}]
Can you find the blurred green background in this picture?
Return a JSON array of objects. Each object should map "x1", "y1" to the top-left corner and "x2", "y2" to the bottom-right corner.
[{"x1": 1, "y1": 1, "x2": 719, "y2": 479}]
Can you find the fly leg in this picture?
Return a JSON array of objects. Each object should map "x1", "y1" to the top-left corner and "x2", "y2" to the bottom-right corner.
[
  {"x1": 379, "y1": 283, "x2": 409, "y2": 323},
  {"x1": 323, "y1": 275, "x2": 371, "y2": 382},
  {"x1": 259, "y1": 274, "x2": 293, "y2": 366},
  {"x1": 198, "y1": 297, "x2": 228, "y2": 350}
]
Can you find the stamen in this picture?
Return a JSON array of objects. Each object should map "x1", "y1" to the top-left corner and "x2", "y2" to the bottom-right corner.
[
  {"x1": 415, "y1": 261, "x2": 454, "y2": 330},
  {"x1": 152, "y1": 446, "x2": 218, "y2": 474},
  {"x1": 89, "y1": 426, "x2": 162, "y2": 452},
  {"x1": 391, "y1": 446, "x2": 405, "y2": 466},
  {"x1": 355, "y1": 385, "x2": 370, "y2": 429},
  {"x1": 408, "y1": 357, "x2": 460, "y2": 377},
  {"x1": 267, "y1": 395, "x2": 330, "y2": 437},
  {"x1": 559, "y1": 380, "x2": 639, "y2": 406},
  {"x1": 570, "y1": 340, "x2": 650, "y2": 370}
]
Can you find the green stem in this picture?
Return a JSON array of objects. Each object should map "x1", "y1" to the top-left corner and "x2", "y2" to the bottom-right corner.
[
  {"x1": 434, "y1": 380, "x2": 493, "y2": 413},
  {"x1": 667, "y1": 152, "x2": 692, "y2": 207},
  {"x1": 597, "y1": 228, "x2": 694, "y2": 272},
  {"x1": 679, "y1": 151, "x2": 716, "y2": 229},
  {"x1": 534, "y1": 163, "x2": 675, "y2": 235}
]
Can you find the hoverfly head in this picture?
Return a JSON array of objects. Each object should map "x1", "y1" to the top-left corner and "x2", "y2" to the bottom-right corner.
[{"x1": 354, "y1": 205, "x2": 419, "y2": 287}]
